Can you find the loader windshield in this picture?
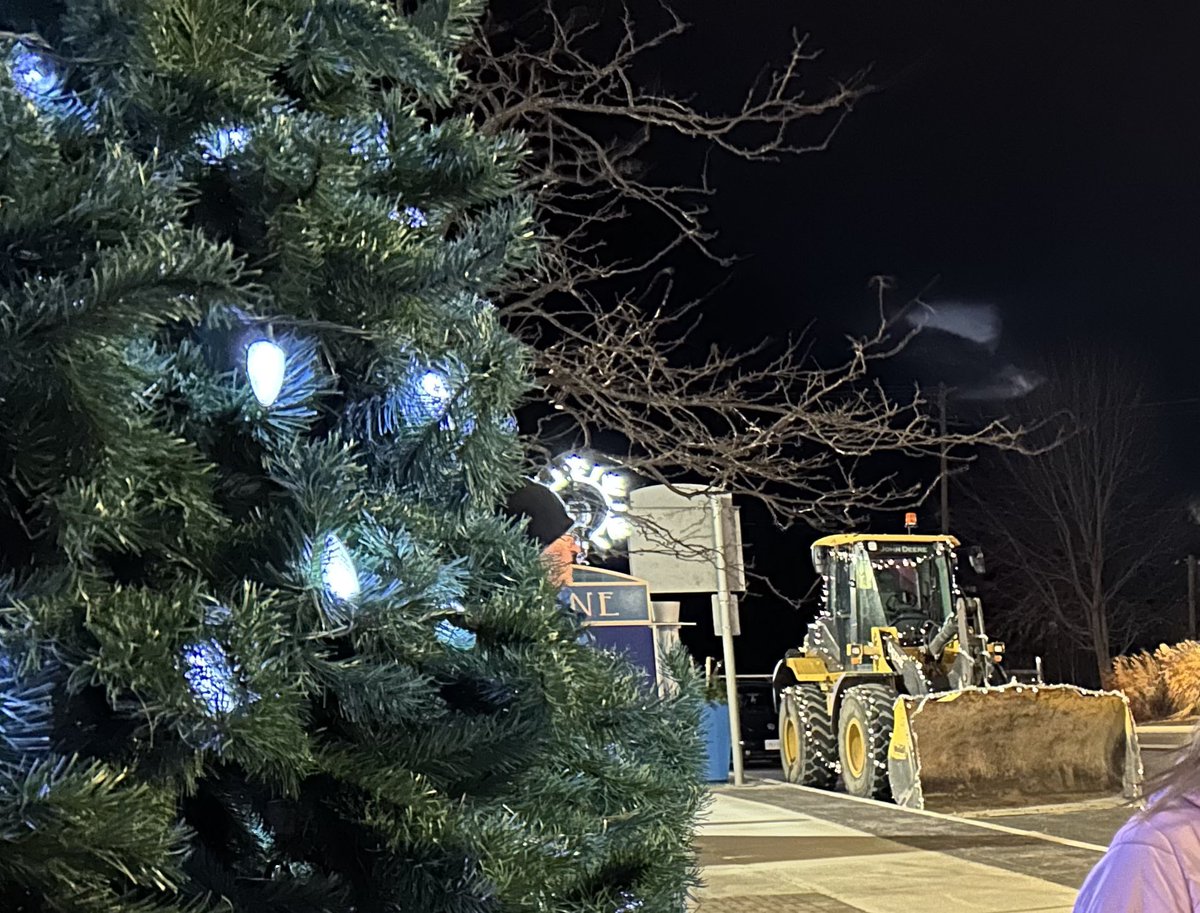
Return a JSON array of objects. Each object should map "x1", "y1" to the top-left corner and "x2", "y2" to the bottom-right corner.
[{"x1": 854, "y1": 543, "x2": 954, "y2": 634}]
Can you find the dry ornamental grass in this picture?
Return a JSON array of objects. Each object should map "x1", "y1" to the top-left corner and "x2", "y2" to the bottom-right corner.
[
  {"x1": 1109, "y1": 642, "x2": 1200, "y2": 721},
  {"x1": 1157, "y1": 641, "x2": 1200, "y2": 717},
  {"x1": 1109, "y1": 651, "x2": 1171, "y2": 721}
]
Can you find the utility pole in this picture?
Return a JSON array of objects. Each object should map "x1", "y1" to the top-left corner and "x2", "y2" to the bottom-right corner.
[
  {"x1": 1188, "y1": 554, "x2": 1197, "y2": 640},
  {"x1": 939, "y1": 383, "x2": 949, "y2": 534}
]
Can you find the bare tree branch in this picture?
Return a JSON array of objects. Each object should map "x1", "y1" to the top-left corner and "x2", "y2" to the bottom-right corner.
[
  {"x1": 530, "y1": 280, "x2": 1030, "y2": 528},
  {"x1": 458, "y1": 1, "x2": 1027, "y2": 533}
]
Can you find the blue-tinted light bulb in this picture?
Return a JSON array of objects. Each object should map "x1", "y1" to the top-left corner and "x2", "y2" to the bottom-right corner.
[
  {"x1": 246, "y1": 339, "x2": 286, "y2": 407},
  {"x1": 182, "y1": 640, "x2": 238, "y2": 716},
  {"x1": 10, "y1": 45, "x2": 61, "y2": 103},
  {"x1": 420, "y1": 370, "x2": 450, "y2": 403},
  {"x1": 321, "y1": 534, "x2": 360, "y2": 601},
  {"x1": 200, "y1": 123, "x2": 251, "y2": 164}
]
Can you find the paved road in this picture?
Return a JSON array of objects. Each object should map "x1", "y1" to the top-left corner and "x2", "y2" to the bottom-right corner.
[
  {"x1": 961, "y1": 746, "x2": 1180, "y2": 846},
  {"x1": 743, "y1": 745, "x2": 1182, "y2": 848}
]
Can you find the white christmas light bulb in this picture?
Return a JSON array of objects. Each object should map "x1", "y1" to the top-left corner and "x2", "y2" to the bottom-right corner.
[
  {"x1": 420, "y1": 370, "x2": 450, "y2": 403},
  {"x1": 182, "y1": 640, "x2": 238, "y2": 716},
  {"x1": 321, "y1": 534, "x2": 360, "y2": 601},
  {"x1": 246, "y1": 340, "x2": 286, "y2": 407},
  {"x1": 435, "y1": 619, "x2": 477, "y2": 651},
  {"x1": 199, "y1": 123, "x2": 252, "y2": 164},
  {"x1": 564, "y1": 454, "x2": 589, "y2": 478},
  {"x1": 10, "y1": 45, "x2": 61, "y2": 103}
]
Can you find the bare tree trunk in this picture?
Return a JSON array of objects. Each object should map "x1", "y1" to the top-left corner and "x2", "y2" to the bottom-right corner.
[
  {"x1": 1091, "y1": 614, "x2": 1111, "y2": 688},
  {"x1": 958, "y1": 352, "x2": 1175, "y2": 684}
]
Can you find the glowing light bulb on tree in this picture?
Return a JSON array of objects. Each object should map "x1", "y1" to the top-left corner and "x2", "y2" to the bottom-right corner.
[
  {"x1": 199, "y1": 123, "x2": 251, "y2": 164},
  {"x1": 246, "y1": 339, "x2": 286, "y2": 407},
  {"x1": 401, "y1": 366, "x2": 455, "y2": 427},
  {"x1": 182, "y1": 639, "x2": 239, "y2": 716},
  {"x1": 9, "y1": 45, "x2": 61, "y2": 105},
  {"x1": 388, "y1": 206, "x2": 427, "y2": 228},
  {"x1": 420, "y1": 370, "x2": 450, "y2": 404},
  {"x1": 321, "y1": 534, "x2": 360, "y2": 601}
]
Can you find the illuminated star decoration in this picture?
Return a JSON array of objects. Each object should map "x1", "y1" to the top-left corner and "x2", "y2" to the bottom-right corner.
[{"x1": 540, "y1": 453, "x2": 631, "y2": 554}]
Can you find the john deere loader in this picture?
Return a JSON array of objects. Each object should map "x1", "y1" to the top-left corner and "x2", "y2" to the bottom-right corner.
[{"x1": 772, "y1": 531, "x2": 1143, "y2": 811}]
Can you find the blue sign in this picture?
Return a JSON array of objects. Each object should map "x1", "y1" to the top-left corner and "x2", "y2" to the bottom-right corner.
[
  {"x1": 565, "y1": 566, "x2": 652, "y2": 622},
  {"x1": 565, "y1": 566, "x2": 656, "y2": 685}
]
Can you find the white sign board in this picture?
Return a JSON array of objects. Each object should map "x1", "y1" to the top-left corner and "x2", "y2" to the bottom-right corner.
[
  {"x1": 711, "y1": 593, "x2": 741, "y2": 636},
  {"x1": 627, "y1": 484, "x2": 745, "y2": 594}
]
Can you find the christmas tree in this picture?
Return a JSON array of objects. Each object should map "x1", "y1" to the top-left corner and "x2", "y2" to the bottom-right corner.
[{"x1": 0, "y1": 3, "x2": 703, "y2": 911}]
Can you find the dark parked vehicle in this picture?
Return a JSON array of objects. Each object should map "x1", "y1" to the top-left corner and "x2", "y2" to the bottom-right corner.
[{"x1": 736, "y1": 677, "x2": 779, "y2": 766}]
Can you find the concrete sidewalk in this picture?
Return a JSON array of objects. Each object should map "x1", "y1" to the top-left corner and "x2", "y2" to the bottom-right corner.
[
  {"x1": 1137, "y1": 719, "x2": 1197, "y2": 750},
  {"x1": 694, "y1": 782, "x2": 1108, "y2": 913}
]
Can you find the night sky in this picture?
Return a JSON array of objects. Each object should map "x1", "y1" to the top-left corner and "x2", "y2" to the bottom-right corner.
[
  {"x1": 681, "y1": 2, "x2": 1200, "y2": 351},
  {"x1": 643, "y1": 3, "x2": 1200, "y2": 671}
]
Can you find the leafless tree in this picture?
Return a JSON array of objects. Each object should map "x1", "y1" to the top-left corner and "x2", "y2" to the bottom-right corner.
[
  {"x1": 460, "y1": 1, "x2": 1024, "y2": 530},
  {"x1": 958, "y1": 354, "x2": 1180, "y2": 685}
]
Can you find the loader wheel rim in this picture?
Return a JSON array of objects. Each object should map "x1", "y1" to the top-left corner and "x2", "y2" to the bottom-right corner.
[
  {"x1": 845, "y1": 717, "x2": 867, "y2": 778},
  {"x1": 783, "y1": 718, "x2": 799, "y2": 765}
]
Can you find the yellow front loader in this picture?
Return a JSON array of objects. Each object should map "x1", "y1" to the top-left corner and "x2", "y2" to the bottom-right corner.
[{"x1": 771, "y1": 532, "x2": 1142, "y2": 811}]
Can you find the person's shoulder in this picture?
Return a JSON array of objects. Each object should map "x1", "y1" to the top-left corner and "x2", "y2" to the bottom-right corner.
[
  {"x1": 1076, "y1": 806, "x2": 1199, "y2": 913},
  {"x1": 1112, "y1": 798, "x2": 1200, "y2": 853}
]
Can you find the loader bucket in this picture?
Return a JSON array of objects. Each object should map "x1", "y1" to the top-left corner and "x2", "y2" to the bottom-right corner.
[{"x1": 888, "y1": 683, "x2": 1143, "y2": 812}]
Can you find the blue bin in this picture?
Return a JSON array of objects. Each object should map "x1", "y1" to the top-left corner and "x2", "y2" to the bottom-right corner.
[{"x1": 700, "y1": 701, "x2": 732, "y2": 782}]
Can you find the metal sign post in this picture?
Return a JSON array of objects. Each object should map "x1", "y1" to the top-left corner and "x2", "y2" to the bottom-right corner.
[
  {"x1": 710, "y1": 494, "x2": 744, "y2": 786},
  {"x1": 627, "y1": 483, "x2": 747, "y2": 785}
]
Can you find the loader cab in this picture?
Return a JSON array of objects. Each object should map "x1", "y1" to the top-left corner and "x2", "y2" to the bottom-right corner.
[{"x1": 812, "y1": 534, "x2": 960, "y2": 646}]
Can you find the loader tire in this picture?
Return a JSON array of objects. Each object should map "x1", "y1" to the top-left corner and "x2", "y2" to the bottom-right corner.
[
  {"x1": 838, "y1": 684, "x2": 896, "y2": 801},
  {"x1": 779, "y1": 685, "x2": 837, "y2": 789}
]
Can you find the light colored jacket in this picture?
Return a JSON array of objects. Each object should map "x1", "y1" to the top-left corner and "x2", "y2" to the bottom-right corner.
[{"x1": 1076, "y1": 798, "x2": 1200, "y2": 911}]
